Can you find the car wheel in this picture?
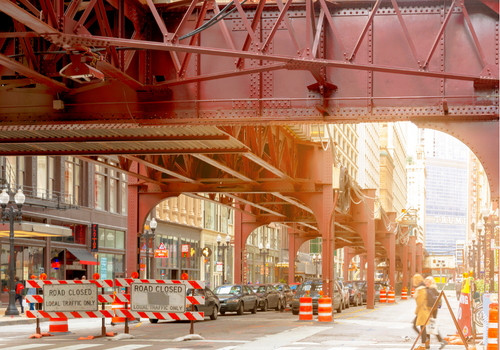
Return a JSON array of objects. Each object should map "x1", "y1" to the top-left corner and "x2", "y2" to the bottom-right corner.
[
  {"x1": 346, "y1": 299, "x2": 350, "y2": 308},
  {"x1": 337, "y1": 303, "x2": 342, "y2": 313},
  {"x1": 210, "y1": 305, "x2": 218, "y2": 320},
  {"x1": 292, "y1": 309, "x2": 299, "y2": 315},
  {"x1": 149, "y1": 319, "x2": 158, "y2": 323},
  {"x1": 251, "y1": 302, "x2": 258, "y2": 314},
  {"x1": 237, "y1": 302, "x2": 244, "y2": 315},
  {"x1": 261, "y1": 300, "x2": 268, "y2": 312},
  {"x1": 275, "y1": 299, "x2": 281, "y2": 311},
  {"x1": 220, "y1": 310, "x2": 225, "y2": 315}
]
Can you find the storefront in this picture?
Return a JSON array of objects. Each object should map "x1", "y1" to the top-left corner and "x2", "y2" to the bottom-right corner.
[{"x1": 149, "y1": 220, "x2": 202, "y2": 281}]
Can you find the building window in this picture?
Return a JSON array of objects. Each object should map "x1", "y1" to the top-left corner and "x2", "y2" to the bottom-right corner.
[
  {"x1": 51, "y1": 223, "x2": 86, "y2": 244},
  {"x1": 109, "y1": 163, "x2": 119, "y2": 213},
  {"x1": 98, "y1": 228, "x2": 125, "y2": 249},
  {"x1": 65, "y1": 157, "x2": 81, "y2": 205},
  {"x1": 95, "y1": 160, "x2": 106, "y2": 211},
  {"x1": 36, "y1": 156, "x2": 55, "y2": 199},
  {"x1": 121, "y1": 174, "x2": 127, "y2": 215}
]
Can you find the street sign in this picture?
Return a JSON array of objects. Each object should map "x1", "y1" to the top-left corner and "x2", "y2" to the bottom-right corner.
[
  {"x1": 43, "y1": 283, "x2": 98, "y2": 312},
  {"x1": 155, "y1": 242, "x2": 168, "y2": 258},
  {"x1": 217, "y1": 262, "x2": 223, "y2": 272},
  {"x1": 130, "y1": 283, "x2": 186, "y2": 313},
  {"x1": 182, "y1": 244, "x2": 189, "y2": 257}
]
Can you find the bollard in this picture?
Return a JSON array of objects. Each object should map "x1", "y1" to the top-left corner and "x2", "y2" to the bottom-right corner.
[
  {"x1": 298, "y1": 297, "x2": 313, "y2": 321},
  {"x1": 379, "y1": 287, "x2": 386, "y2": 303},
  {"x1": 487, "y1": 304, "x2": 498, "y2": 350},
  {"x1": 49, "y1": 318, "x2": 68, "y2": 333},
  {"x1": 401, "y1": 288, "x2": 408, "y2": 300},
  {"x1": 318, "y1": 297, "x2": 332, "y2": 322},
  {"x1": 387, "y1": 288, "x2": 395, "y2": 303}
]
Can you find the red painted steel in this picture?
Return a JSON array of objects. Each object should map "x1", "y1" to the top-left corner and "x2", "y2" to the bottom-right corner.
[{"x1": 0, "y1": 0, "x2": 497, "y2": 283}]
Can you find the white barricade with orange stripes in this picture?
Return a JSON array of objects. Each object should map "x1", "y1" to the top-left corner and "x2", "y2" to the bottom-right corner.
[
  {"x1": 114, "y1": 279, "x2": 205, "y2": 321},
  {"x1": 26, "y1": 279, "x2": 114, "y2": 319}
]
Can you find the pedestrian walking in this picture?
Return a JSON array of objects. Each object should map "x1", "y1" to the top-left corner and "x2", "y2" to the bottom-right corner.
[
  {"x1": 455, "y1": 278, "x2": 462, "y2": 300},
  {"x1": 26, "y1": 275, "x2": 37, "y2": 311},
  {"x1": 424, "y1": 276, "x2": 446, "y2": 349},
  {"x1": 14, "y1": 276, "x2": 24, "y2": 314},
  {"x1": 412, "y1": 274, "x2": 430, "y2": 350}
]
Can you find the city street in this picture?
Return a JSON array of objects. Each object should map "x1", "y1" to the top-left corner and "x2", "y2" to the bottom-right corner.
[{"x1": 0, "y1": 292, "x2": 468, "y2": 350}]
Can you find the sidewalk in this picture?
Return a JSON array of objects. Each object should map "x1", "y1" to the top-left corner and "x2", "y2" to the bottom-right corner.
[{"x1": 0, "y1": 304, "x2": 114, "y2": 326}]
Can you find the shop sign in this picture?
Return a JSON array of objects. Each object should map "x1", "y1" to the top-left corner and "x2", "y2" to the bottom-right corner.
[
  {"x1": 155, "y1": 242, "x2": 168, "y2": 258},
  {"x1": 43, "y1": 284, "x2": 98, "y2": 312},
  {"x1": 216, "y1": 262, "x2": 223, "y2": 272},
  {"x1": 91, "y1": 224, "x2": 99, "y2": 252},
  {"x1": 131, "y1": 283, "x2": 186, "y2": 313},
  {"x1": 181, "y1": 244, "x2": 189, "y2": 258},
  {"x1": 100, "y1": 257, "x2": 107, "y2": 279}
]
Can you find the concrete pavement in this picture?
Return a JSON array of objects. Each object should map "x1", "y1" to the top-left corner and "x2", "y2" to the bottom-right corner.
[{"x1": 0, "y1": 291, "x2": 482, "y2": 349}]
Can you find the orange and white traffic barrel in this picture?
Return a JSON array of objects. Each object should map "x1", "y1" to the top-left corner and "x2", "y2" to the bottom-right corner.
[
  {"x1": 411, "y1": 288, "x2": 415, "y2": 298},
  {"x1": 111, "y1": 299, "x2": 126, "y2": 324},
  {"x1": 299, "y1": 297, "x2": 313, "y2": 321},
  {"x1": 387, "y1": 288, "x2": 395, "y2": 303},
  {"x1": 318, "y1": 297, "x2": 332, "y2": 322},
  {"x1": 401, "y1": 288, "x2": 408, "y2": 300},
  {"x1": 487, "y1": 304, "x2": 498, "y2": 350},
  {"x1": 49, "y1": 318, "x2": 68, "y2": 332},
  {"x1": 379, "y1": 288, "x2": 386, "y2": 303}
]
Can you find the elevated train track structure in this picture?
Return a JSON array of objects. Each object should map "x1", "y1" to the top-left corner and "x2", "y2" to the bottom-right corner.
[{"x1": 0, "y1": 0, "x2": 498, "y2": 307}]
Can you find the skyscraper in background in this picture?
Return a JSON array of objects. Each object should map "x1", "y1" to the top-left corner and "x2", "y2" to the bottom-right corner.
[{"x1": 422, "y1": 129, "x2": 468, "y2": 255}]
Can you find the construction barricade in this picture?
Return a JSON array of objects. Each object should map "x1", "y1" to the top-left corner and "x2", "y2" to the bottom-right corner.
[
  {"x1": 111, "y1": 292, "x2": 135, "y2": 325},
  {"x1": 379, "y1": 288, "x2": 386, "y2": 303},
  {"x1": 114, "y1": 278, "x2": 205, "y2": 333},
  {"x1": 318, "y1": 297, "x2": 332, "y2": 322},
  {"x1": 298, "y1": 297, "x2": 313, "y2": 321},
  {"x1": 487, "y1": 304, "x2": 498, "y2": 350},
  {"x1": 401, "y1": 288, "x2": 408, "y2": 300},
  {"x1": 25, "y1": 279, "x2": 114, "y2": 336},
  {"x1": 411, "y1": 288, "x2": 415, "y2": 298},
  {"x1": 387, "y1": 288, "x2": 395, "y2": 303}
]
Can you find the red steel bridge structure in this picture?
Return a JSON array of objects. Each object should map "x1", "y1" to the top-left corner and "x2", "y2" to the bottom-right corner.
[{"x1": 0, "y1": 0, "x2": 498, "y2": 308}]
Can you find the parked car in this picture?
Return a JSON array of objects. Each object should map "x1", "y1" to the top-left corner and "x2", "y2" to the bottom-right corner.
[
  {"x1": 249, "y1": 284, "x2": 281, "y2": 311},
  {"x1": 213, "y1": 284, "x2": 259, "y2": 315},
  {"x1": 337, "y1": 280, "x2": 350, "y2": 309},
  {"x1": 270, "y1": 283, "x2": 294, "y2": 307},
  {"x1": 351, "y1": 281, "x2": 387, "y2": 304},
  {"x1": 289, "y1": 282, "x2": 301, "y2": 294},
  {"x1": 344, "y1": 281, "x2": 362, "y2": 306},
  {"x1": 187, "y1": 287, "x2": 220, "y2": 320},
  {"x1": 291, "y1": 279, "x2": 342, "y2": 315}
]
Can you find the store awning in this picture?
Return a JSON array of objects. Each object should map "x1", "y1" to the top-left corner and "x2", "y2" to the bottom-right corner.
[
  {"x1": 0, "y1": 222, "x2": 72, "y2": 238},
  {"x1": 67, "y1": 247, "x2": 98, "y2": 265}
]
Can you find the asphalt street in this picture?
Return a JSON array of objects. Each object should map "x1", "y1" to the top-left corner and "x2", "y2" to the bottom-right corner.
[{"x1": 0, "y1": 291, "x2": 468, "y2": 350}]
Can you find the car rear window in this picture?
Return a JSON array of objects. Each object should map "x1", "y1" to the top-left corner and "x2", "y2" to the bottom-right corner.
[
  {"x1": 214, "y1": 285, "x2": 241, "y2": 294},
  {"x1": 298, "y1": 281, "x2": 322, "y2": 292}
]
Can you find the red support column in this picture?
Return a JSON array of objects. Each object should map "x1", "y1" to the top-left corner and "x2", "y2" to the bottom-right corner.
[
  {"x1": 234, "y1": 210, "x2": 260, "y2": 284},
  {"x1": 402, "y1": 243, "x2": 409, "y2": 289},
  {"x1": 126, "y1": 163, "x2": 139, "y2": 277},
  {"x1": 416, "y1": 243, "x2": 423, "y2": 274},
  {"x1": 389, "y1": 233, "x2": 396, "y2": 291},
  {"x1": 343, "y1": 247, "x2": 351, "y2": 281},
  {"x1": 288, "y1": 232, "x2": 296, "y2": 285},
  {"x1": 409, "y1": 236, "x2": 416, "y2": 277},
  {"x1": 359, "y1": 255, "x2": 365, "y2": 280}
]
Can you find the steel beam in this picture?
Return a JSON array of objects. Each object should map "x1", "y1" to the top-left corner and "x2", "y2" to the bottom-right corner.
[
  {"x1": 191, "y1": 154, "x2": 256, "y2": 183},
  {"x1": 0, "y1": 135, "x2": 230, "y2": 144},
  {"x1": 121, "y1": 155, "x2": 200, "y2": 184}
]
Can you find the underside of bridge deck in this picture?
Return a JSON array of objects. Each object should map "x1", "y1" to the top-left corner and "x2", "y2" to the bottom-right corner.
[{"x1": 0, "y1": 0, "x2": 498, "y2": 306}]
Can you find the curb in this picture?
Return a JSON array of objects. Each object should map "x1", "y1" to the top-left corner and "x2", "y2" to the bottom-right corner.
[{"x1": 0, "y1": 318, "x2": 50, "y2": 326}]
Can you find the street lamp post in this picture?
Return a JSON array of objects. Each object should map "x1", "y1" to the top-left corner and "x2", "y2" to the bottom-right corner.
[
  {"x1": 141, "y1": 218, "x2": 157, "y2": 279},
  {"x1": 216, "y1": 234, "x2": 231, "y2": 285},
  {"x1": 477, "y1": 221, "x2": 484, "y2": 279},
  {"x1": 482, "y1": 208, "x2": 494, "y2": 292},
  {"x1": 259, "y1": 243, "x2": 270, "y2": 283},
  {"x1": 312, "y1": 254, "x2": 322, "y2": 278},
  {"x1": 0, "y1": 188, "x2": 26, "y2": 316}
]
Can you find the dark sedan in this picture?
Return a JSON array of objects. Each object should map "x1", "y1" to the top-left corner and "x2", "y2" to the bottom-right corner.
[
  {"x1": 344, "y1": 281, "x2": 362, "y2": 306},
  {"x1": 213, "y1": 284, "x2": 258, "y2": 315},
  {"x1": 270, "y1": 283, "x2": 294, "y2": 308},
  {"x1": 187, "y1": 287, "x2": 220, "y2": 320},
  {"x1": 351, "y1": 281, "x2": 387, "y2": 304},
  {"x1": 291, "y1": 279, "x2": 342, "y2": 315},
  {"x1": 250, "y1": 284, "x2": 281, "y2": 311}
]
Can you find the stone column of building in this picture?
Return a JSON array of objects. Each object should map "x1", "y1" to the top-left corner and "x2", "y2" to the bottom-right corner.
[{"x1": 288, "y1": 232, "x2": 297, "y2": 285}]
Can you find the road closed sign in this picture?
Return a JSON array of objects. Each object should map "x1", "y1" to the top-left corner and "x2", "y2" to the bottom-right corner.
[
  {"x1": 131, "y1": 283, "x2": 186, "y2": 313},
  {"x1": 43, "y1": 284, "x2": 98, "y2": 312}
]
